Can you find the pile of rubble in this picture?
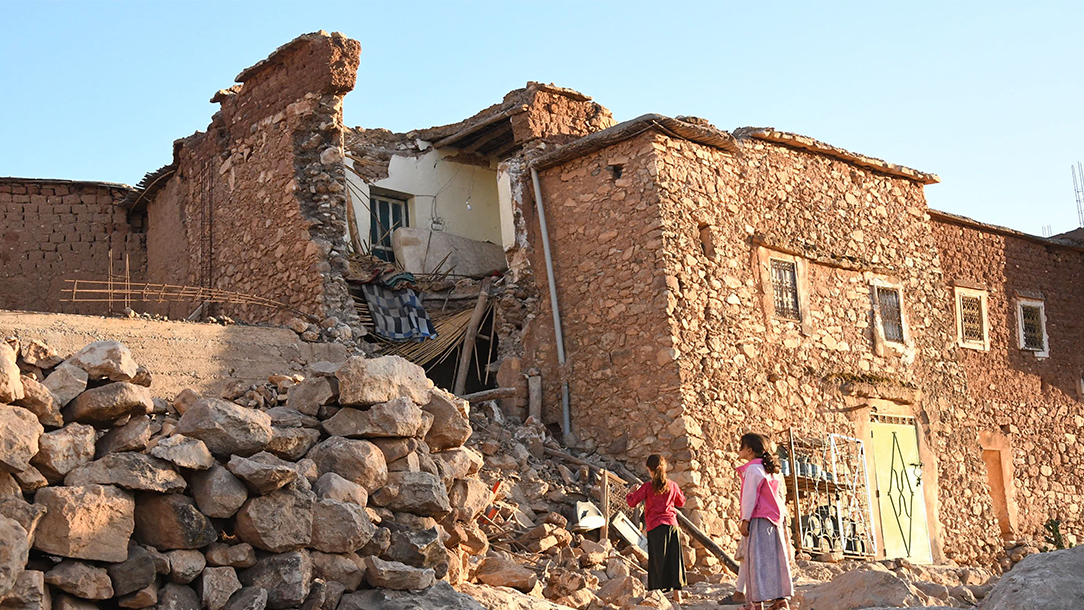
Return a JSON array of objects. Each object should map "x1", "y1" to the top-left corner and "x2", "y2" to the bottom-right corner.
[{"x1": 0, "y1": 336, "x2": 490, "y2": 610}]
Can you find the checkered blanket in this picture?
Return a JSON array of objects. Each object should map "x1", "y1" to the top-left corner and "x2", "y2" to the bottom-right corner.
[{"x1": 360, "y1": 283, "x2": 437, "y2": 342}]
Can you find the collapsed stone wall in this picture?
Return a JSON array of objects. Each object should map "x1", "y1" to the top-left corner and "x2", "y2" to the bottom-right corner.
[
  {"x1": 143, "y1": 32, "x2": 360, "y2": 332},
  {"x1": 0, "y1": 337, "x2": 489, "y2": 610},
  {"x1": 931, "y1": 215, "x2": 1084, "y2": 547},
  {"x1": 0, "y1": 178, "x2": 145, "y2": 315}
]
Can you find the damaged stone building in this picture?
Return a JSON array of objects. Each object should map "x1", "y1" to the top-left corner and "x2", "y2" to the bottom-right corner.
[{"x1": 2, "y1": 30, "x2": 1081, "y2": 571}]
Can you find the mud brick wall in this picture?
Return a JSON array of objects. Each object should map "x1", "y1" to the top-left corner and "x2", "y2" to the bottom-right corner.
[
  {"x1": 0, "y1": 178, "x2": 145, "y2": 315},
  {"x1": 509, "y1": 86, "x2": 615, "y2": 147},
  {"x1": 932, "y1": 216, "x2": 1084, "y2": 548},
  {"x1": 144, "y1": 32, "x2": 361, "y2": 329}
]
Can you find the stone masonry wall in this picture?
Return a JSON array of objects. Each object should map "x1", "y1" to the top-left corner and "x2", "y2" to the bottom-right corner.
[
  {"x1": 931, "y1": 215, "x2": 1084, "y2": 547},
  {"x1": 525, "y1": 134, "x2": 687, "y2": 468},
  {"x1": 0, "y1": 178, "x2": 145, "y2": 315},
  {"x1": 144, "y1": 32, "x2": 360, "y2": 332},
  {"x1": 649, "y1": 133, "x2": 1003, "y2": 565}
]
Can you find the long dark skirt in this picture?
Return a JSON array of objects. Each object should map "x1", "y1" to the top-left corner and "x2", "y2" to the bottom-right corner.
[{"x1": 646, "y1": 524, "x2": 686, "y2": 591}]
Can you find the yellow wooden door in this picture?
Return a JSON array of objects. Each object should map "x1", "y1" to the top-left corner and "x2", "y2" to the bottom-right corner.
[{"x1": 871, "y1": 418, "x2": 933, "y2": 563}]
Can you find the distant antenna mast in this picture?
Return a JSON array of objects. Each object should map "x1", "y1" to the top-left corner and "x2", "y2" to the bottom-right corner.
[{"x1": 1074, "y1": 162, "x2": 1084, "y2": 228}]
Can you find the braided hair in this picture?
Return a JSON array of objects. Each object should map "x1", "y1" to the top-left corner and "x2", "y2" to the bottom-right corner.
[{"x1": 740, "y1": 432, "x2": 780, "y2": 474}]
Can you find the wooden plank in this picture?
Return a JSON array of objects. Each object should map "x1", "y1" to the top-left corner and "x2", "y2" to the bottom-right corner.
[
  {"x1": 452, "y1": 278, "x2": 492, "y2": 396},
  {"x1": 459, "y1": 386, "x2": 516, "y2": 403},
  {"x1": 528, "y1": 375, "x2": 542, "y2": 421},
  {"x1": 600, "y1": 468, "x2": 610, "y2": 541}
]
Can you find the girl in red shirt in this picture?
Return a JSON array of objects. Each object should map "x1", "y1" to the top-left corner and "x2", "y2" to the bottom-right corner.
[{"x1": 626, "y1": 454, "x2": 687, "y2": 603}]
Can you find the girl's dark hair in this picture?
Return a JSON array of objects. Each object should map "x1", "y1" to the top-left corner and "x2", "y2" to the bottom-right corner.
[
  {"x1": 740, "y1": 433, "x2": 780, "y2": 474},
  {"x1": 646, "y1": 454, "x2": 669, "y2": 494}
]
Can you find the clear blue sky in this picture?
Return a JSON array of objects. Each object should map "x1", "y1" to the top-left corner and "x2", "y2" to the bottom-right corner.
[{"x1": 3, "y1": 1, "x2": 1082, "y2": 235}]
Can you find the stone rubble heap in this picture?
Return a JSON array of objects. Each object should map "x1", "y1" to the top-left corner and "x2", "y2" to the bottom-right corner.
[{"x1": 0, "y1": 337, "x2": 490, "y2": 610}]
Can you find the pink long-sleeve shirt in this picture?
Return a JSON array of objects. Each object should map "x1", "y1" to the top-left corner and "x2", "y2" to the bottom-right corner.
[
  {"x1": 736, "y1": 458, "x2": 786, "y2": 525},
  {"x1": 626, "y1": 480, "x2": 686, "y2": 532}
]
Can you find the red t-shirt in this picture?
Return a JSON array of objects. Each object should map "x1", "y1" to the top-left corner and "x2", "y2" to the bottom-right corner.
[{"x1": 626, "y1": 480, "x2": 686, "y2": 531}]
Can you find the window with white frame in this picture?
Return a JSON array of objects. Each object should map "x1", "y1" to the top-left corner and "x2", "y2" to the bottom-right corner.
[
  {"x1": 954, "y1": 286, "x2": 989, "y2": 351},
  {"x1": 770, "y1": 259, "x2": 801, "y2": 321},
  {"x1": 875, "y1": 285, "x2": 905, "y2": 343},
  {"x1": 1015, "y1": 298, "x2": 1048, "y2": 357},
  {"x1": 369, "y1": 194, "x2": 409, "y2": 262}
]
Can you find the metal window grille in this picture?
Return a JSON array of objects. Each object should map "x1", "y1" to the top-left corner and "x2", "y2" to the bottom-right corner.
[
  {"x1": 771, "y1": 259, "x2": 800, "y2": 320},
  {"x1": 960, "y1": 295, "x2": 984, "y2": 343},
  {"x1": 877, "y1": 287, "x2": 904, "y2": 343},
  {"x1": 1021, "y1": 305, "x2": 1045, "y2": 350},
  {"x1": 370, "y1": 196, "x2": 408, "y2": 262}
]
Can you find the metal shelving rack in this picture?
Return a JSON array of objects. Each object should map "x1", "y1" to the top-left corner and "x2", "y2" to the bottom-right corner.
[{"x1": 783, "y1": 429, "x2": 877, "y2": 559}]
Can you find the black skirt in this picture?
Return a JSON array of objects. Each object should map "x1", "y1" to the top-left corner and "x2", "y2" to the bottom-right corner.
[{"x1": 646, "y1": 524, "x2": 687, "y2": 591}]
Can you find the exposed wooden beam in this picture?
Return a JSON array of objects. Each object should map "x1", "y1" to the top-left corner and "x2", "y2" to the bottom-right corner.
[{"x1": 432, "y1": 105, "x2": 527, "y2": 150}]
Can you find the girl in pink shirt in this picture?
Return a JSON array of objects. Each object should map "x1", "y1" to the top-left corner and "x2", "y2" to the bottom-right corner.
[
  {"x1": 735, "y1": 433, "x2": 793, "y2": 610},
  {"x1": 626, "y1": 454, "x2": 687, "y2": 603}
]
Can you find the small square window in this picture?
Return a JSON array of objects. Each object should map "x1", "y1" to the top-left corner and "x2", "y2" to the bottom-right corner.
[
  {"x1": 770, "y1": 259, "x2": 800, "y2": 320},
  {"x1": 876, "y1": 286, "x2": 904, "y2": 343},
  {"x1": 960, "y1": 296, "x2": 984, "y2": 342},
  {"x1": 1020, "y1": 305, "x2": 1044, "y2": 350}
]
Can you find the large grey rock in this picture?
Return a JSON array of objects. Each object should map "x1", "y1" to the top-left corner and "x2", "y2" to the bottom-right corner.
[
  {"x1": 313, "y1": 473, "x2": 367, "y2": 507},
  {"x1": 371, "y1": 471, "x2": 451, "y2": 517},
  {"x1": 223, "y1": 587, "x2": 266, "y2": 610},
  {"x1": 0, "y1": 498, "x2": 45, "y2": 546},
  {"x1": 176, "y1": 399, "x2": 273, "y2": 457},
  {"x1": 384, "y1": 527, "x2": 447, "y2": 576},
  {"x1": 0, "y1": 516, "x2": 28, "y2": 598},
  {"x1": 19, "y1": 340, "x2": 61, "y2": 369},
  {"x1": 798, "y1": 568, "x2": 925, "y2": 610},
  {"x1": 0, "y1": 344, "x2": 24, "y2": 405},
  {"x1": 190, "y1": 465, "x2": 248, "y2": 519},
  {"x1": 205, "y1": 543, "x2": 257, "y2": 569},
  {"x1": 422, "y1": 390, "x2": 471, "y2": 450},
  {"x1": 306, "y1": 437, "x2": 387, "y2": 491},
  {"x1": 285, "y1": 377, "x2": 335, "y2": 416},
  {"x1": 431, "y1": 447, "x2": 483, "y2": 482},
  {"x1": 0, "y1": 405, "x2": 42, "y2": 472},
  {"x1": 322, "y1": 398, "x2": 425, "y2": 439},
  {"x1": 449, "y1": 477, "x2": 490, "y2": 521},
  {"x1": 154, "y1": 584, "x2": 200, "y2": 610},
  {"x1": 234, "y1": 486, "x2": 315, "y2": 553},
  {"x1": 340, "y1": 581, "x2": 483, "y2": 610},
  {"x1": 239, "y1": 551, "x2": 311, "y2": 610},
  {"x1": 166, "y1": 550, "x2": 206, "y2": 585},
  {"x1": 310, "y1": 552, "x2": 363, "y2": 591},
  {"x1": 0, "y1": 472, "x2": 21, "y2": 497},
  {"x1": 118, "y1": 580, "x2": 158, "y2": 608},
  {"x1": 199, "y1": 567, "x2": 241, "y2": 610},
  {"x1": 0, "y1": 569, "x2": 49, "y2": 610},
  {"x1": 30, "y1": 423, "x2": 95, "y2": 483},
  {"x1": 44, "y1": 561, "x2": 113, "y2": 600},
  {"x1": 264, "y1": 407, "x2": 318, "y2": 429},
  {"x1": 13, "y1": 377, "x2": 62, "y2": 428},
  {"x1": 134, "y1": 493, "x2": 217, "y2": 550},
  {"x1": 981, "y1": 545, "x2": 1084, "y2": 610},
  {"x1": 226, "y1": 453, "x2": 297, "y2": 495},
  {"x1": 33, "y1": 485, "x2": 134, "y2": 562},
  {"x1": 361, "y1": 556, "x2": 435, "y2": 590},
  {"x1": 370, "y1": 438, "x2": 419, "y2": 464},
  {"x1": 310, "y1": 499, "x2": 375, "y2": 553},
  {"x1": 65, "y1": 453, "x2": 186, "y2": 493},
  {"x1": 150, "y1": 435, "x2": 214, "y2": 470},
  {"x1": 9, "y1": 467, "x2": 45, "y2": 494},
  {"x1": 108, "y1": 545, "x2": 157, "y2": 597},
  {"x1": 97, "y1": 415, "x2": 154, "y2": 457},
  {"x1": 42, "y1": 364, "x2": 87, "y2": 407},
  {"x1": 264, "y1": 427, "x2": 320, "y2": 462},
  {"x1": 475, "y1": 556, "x2": 538, "y2": 593},
  {"x1": 67, "y1": 340, "x2": 138, "y2": 381},
  {"x1": 65, "y1": 382, "x2": 152, "y2": 427},
  {"x1": 335, "y1": 356, "x2": 433, "y2": 407}
]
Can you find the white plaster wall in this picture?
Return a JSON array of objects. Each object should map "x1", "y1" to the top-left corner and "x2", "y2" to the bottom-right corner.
[{"x1": 345, "y1": 150, "x2": 503, "y2": 255}]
